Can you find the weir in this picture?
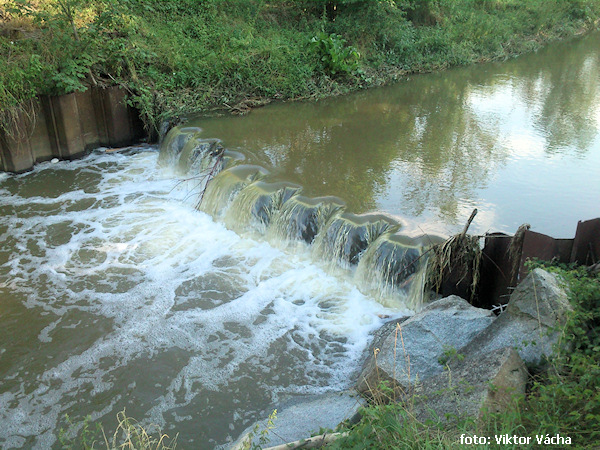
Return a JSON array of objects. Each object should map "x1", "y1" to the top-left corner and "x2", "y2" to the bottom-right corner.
[
  {"x1": 160, "y1": 125, "x2": 436, "y2": 311},
  {"x1": 313, "y1": 212, "x2": 400, "y2": 266},
  {"x1": 200, "y1": 165, "x2": 270, "y2": 218},
  {"x1": 157, "y1": 126, "x2": 203, "y2": 168},
  {"x1": 270, "y1": 195, "x2": 345, "y2": 244},
  {"x1": 355, "y1": 234, "x2": 438, "y2": 309},
  {"x1": 2, "y1": 32, "x2": 600, "y2": 448},
  {"x1": 224, "y1": 181, "x2": 302, "y2": 233}
]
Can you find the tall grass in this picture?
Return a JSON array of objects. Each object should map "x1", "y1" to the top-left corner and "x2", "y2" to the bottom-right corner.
[
  {"x1": 59, "y1": 409, "x2": 177, "y2": 450},
  {"x1": 1, "y1": 0, "x2": 599, "y2": 136}
]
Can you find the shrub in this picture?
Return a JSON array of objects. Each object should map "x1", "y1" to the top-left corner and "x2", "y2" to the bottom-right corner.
[{"x1": 309, "y1": 31, "x2": 360, "y2": 76}]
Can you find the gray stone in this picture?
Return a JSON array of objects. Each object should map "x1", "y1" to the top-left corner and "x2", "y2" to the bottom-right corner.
[
  {"x1": 229, "y1": 391, "x2": 364, "y2": 450},
  {"x1": 411, "y1": 346, "x2": 527, "y2": 423},
  {"x1": 357, "y1": 316, "x2": 410, "y2": 367},
  {"x1": 507, "y1": 268, "x2": 571, "y2": 326},
  {"x1": 357, "y1": 296, "x2": 495, "y2": 397},
  {"x1": 460, "y1": 268, "x2": 572, "y2": 368}
]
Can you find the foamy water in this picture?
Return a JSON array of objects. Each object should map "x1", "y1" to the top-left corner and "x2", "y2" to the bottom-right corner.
[{"x1": 0, "y1": 148, "x2": 407, "y2": 448}]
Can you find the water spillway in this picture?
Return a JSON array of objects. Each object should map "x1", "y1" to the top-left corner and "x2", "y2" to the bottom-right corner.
[
  {"x1": 2, "y1": 30, "x2": 600, "y2": 449},
  {"x1": 270, "y1": 195, "x2": 345, "y2": 244},
  {"x1": 159, "y1": 124, "x2": 434, "y2": 306},
  {"x1": 0, "y1": 142, "x2": 424, "y2": 449}
]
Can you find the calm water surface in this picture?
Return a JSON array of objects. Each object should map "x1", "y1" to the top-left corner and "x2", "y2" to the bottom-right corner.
[
  {"x1": 1, "y1": 32, "x2": 599, "y2": 449},
  {"x1": 191, "y1": 31, "x2": 600, "y2": 238}
]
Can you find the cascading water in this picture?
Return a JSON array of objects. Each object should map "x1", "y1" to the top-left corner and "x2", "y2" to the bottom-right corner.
[
  {"x1": 355, "y1": 234, "x2": 437, "y2": 309},
  {"x1": 200, "y1": 165, "x2": 269, "y2": 219},
  {"x1": 269, "y1": 195, "x2": 345, "y2": 244},
  {"x1": 160, "y1": 124, "x2": 435, "y2": 308},
  {"x1": 312, "y1": 212, "x2": 400, "y2": 267},
  {"x1": 224, "y1": 181, "x2": 302, "y2": 234},
  {"x1": 0, "y1": 135, "x2": 431, "y2": 448}
]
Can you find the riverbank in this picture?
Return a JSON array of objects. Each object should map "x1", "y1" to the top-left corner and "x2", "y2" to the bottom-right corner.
[
  {"x1": 329, "y1": 262, "x2": 600, "y2": 449},
  {"x1": 231, "y1": 262, "x2": 600, "y2": 450},
  {"x1": 2, "y1": 0, "x2": 599, "y2": 139}
]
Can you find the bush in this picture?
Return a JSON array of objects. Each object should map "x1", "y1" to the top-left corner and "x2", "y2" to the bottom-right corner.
[
  {"x1": 1, "y1": 0, "x2": 599, "y2": 136},
  {"x1": 309, "y1": 32, "x2": 360, "y2": 76}
]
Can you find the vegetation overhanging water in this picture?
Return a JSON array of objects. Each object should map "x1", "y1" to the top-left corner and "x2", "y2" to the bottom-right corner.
[
  {"x1": 2, "y1": 0, "x2": 600, "y2": 137},
  {"x1": 0, "y1": 2, "x2": 599, "y2": 447}
]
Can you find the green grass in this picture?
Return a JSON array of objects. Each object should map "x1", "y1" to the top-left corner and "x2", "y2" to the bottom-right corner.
[
  {"x1": 330, "y1": 263, "x2": 600, "y2": 449},
  {"x1": 1, "y1": 0, "x2": 599, "y2": 137},
  {"x1": 59, "y1": 409, "x2": 177, "y2": 449}
]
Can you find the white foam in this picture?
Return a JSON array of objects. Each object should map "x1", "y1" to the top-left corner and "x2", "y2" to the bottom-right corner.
[{"x1": 0, "y1": 148, "x2": 407, "y2": 447}]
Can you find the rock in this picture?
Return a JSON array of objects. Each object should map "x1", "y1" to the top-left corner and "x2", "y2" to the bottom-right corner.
[
  {"x1": 508, "y1": 268, "x2": 572, "y2": 326},
  {"x1": 357, "y1": 296, "x2": 495, "y2": 398},
  {"x1": 410, "y1": 347, "x2": 527, "y2": 423},
  {"x1": 459, "y1": 268, "x2": 572, "y2": 369},
  {"x1": 229, "y1": 391, "x2": 364, "y2": 450},
  {"x1": 358, "y1": 316, "x2": 411, "y2": 362}
]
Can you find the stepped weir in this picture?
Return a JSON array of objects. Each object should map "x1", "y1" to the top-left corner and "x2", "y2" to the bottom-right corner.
[{"x1": 160, "y1": 125, "x2": 440, "y2": 310}]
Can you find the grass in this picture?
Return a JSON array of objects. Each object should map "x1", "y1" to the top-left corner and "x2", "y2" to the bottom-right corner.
[
  {"x1": 330, "y1": 262, "x2": 600, "y2": 449},
  {"x1": 59, "y1": 409, "x2": 177, "y2": 450},
  {"x1": 1, "y1": 0, "x2": 600, "y2": 137}
]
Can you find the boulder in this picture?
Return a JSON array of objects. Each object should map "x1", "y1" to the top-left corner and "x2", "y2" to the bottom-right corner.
[
  {"x1": 357, "y1": 296, "x2": 495, "y2": 398},
  {"x1": 410, "y1": 346, "x2": 527, "y2": 423},
  {"x1": 357, "y1": 316, "x2": 411, "y2": 364},
  {"x1": 229, "y1": 391, "x2": 364, "y2": 450},
  {"x1": 459, "y1": 268, "x2": 572, "y2": 369}
]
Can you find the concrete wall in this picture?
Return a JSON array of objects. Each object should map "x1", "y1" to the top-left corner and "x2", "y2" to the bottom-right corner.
[{"x1": 0, "y1": 86, "x2": 146, "y2": 173}]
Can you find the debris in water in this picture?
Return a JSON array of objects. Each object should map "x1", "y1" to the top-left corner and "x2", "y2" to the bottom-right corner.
[{"x1": 426, "y1": 209, "x2": 481, "y2": 301}]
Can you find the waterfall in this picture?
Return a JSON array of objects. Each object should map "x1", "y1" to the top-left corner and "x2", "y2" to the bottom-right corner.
[
  {"x1": 312, "y1": 213, "x2": 400, "y2": 266},
  {"x1": 178, "y1": 137, "x2": 222, "y2": 175},
  {"x1": 159, "y1": 126, "x2": 436, "y2": 311},
  {"x1": 224, "y1": 181, "x2": 302, "y2": 233},
  {"x1": 355, "y1": 234, "x2": 432, "y2": 309},
  {"x1": 270, "y1": 195, "x2": 345, "y2": 244},
  {"x1": 157, "y1": 126, "x2": 203, "y2": 168},
  {"x1": 200, "y1": 165, "x2": 269, "y2": 218}
]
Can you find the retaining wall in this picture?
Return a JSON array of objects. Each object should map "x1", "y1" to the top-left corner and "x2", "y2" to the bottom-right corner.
[
  {"x1": 476, "y1": 217, "x2": 600, "y2": 308},
  {"x1": 0, "y1": 86, "x2": 146, "y2": 173}
]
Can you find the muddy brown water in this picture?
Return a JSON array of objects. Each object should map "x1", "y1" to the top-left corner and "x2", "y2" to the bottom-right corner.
[
  {"x1": 190, "y1": 31, "x2": 600, "y2": 239},
  {"x1": 1, "y1": 32, "x2": 599, "y2": 448}
]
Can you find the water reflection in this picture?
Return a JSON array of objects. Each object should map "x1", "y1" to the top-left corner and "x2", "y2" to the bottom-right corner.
[{"x1": 191, "y1": 31, "x2": 600, "y2": 237}]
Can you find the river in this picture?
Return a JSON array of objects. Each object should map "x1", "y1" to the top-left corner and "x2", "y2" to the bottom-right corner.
[{"x1": 1, "y1": 32, "x2": 599, "y2": 448}]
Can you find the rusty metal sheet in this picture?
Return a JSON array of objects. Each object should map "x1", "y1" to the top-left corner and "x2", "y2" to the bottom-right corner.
[
  {"x1": 478, "y1": 233, "x2": 513, "y2": 308},
  {"x1": 570, "y1": 218, "x2": 600, "y2": 265},
  {"x1": 518, "y1": 230, "x2": 564, "y2": 280},
  {"x1": 556, "y1": 239, "x2": 574, "y2": 263}
]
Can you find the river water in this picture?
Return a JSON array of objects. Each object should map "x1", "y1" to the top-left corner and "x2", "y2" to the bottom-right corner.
[
  {"x1": 190, "y1": 31, "x2": 600, "y2": 239},
  {"x1": 1, "y1": 32, "x2": 600, "y2": 448}
]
